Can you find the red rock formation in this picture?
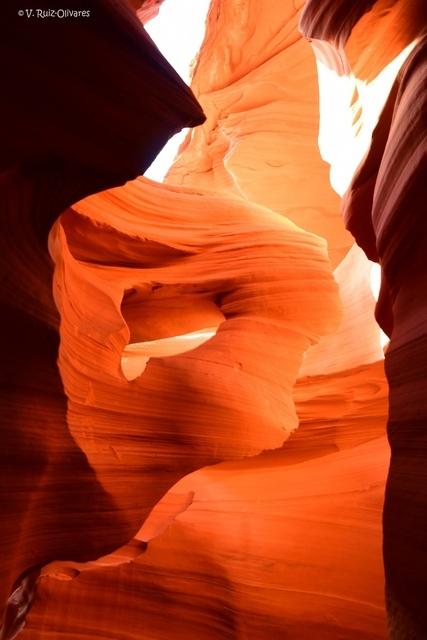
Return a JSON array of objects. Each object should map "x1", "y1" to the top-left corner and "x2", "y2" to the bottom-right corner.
[
  {"x1": 167, "y1": 0, "x2": 352, "y2": 268},
  {"x1": 20, "y1": 436, "x2": 389, "y2": 640},
  {"x1": 46, "y1": 171, "x2": 340, "y2": 550},
  {"x1": 4, "y1": 0, "x2": 419, "y2": 638},
  {"x1": 0, "y1": 0, "x2": 204, "y2": 633},
  {"x1": 301, "y1": 0, "x2": 427, "y2": 635}
]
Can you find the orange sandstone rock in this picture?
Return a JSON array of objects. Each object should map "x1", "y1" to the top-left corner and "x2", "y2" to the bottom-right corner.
[{"x1": 1, "y1": 0, "x2": 403, "y2": 638}]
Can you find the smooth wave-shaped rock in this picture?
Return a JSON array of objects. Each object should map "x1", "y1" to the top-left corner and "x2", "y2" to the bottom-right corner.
[
  {"x1": 3, "y1": 0, "x2": 425, "y2": 638},
  {"x1": 46, "y1": 175, "x2": 340, "y2": 545},
  {"x1": 0, "y1": 0, "x2": 205, "y2": 630}
]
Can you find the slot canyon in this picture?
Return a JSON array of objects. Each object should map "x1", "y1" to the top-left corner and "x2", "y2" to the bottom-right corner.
[{"x1": 1, "y1": 0, "x2": 426, "y2": 638}]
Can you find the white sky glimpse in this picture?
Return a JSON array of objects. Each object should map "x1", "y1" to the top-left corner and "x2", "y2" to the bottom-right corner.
[
  {"x1": 369, "y1": 262, "x2": 389, "y2": 349},
  {"x1": 144, "y1": 0, "x2": 211, "y2": 181}
]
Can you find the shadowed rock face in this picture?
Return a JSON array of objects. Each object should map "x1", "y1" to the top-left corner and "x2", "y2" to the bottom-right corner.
[
  {"x1": 0, "y1": 0, "x2": 204, "y2": 633},
  {"x1": 2, "y1": 0, "x2": 205, "y2": 181},
  {"x1": 1, "y1": 0, "x2": 425, "y2": 639},
  {"x1": 300, "y1": 0, "x2": 377, "y2": 48},
  {"x1": 302, "y1": 0, "x2": 427, "y2": 635}
]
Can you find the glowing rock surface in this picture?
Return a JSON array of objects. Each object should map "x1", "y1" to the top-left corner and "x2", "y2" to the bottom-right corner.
[{"x1": 1, "y1": 0, "x2": 426, "y2": 639}]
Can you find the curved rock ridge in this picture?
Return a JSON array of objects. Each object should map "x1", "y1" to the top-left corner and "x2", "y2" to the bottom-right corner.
[
  {"x1": 301, "y1": 0, "x2": 427, "y2": 635},
  {"x1": 300, "y1": 0, "x2": 377, "y2": 48},
  {"x1": 45, "y1": 175, "x2": 340, "y2": 543},
  {"x1": 1, "y1": 0, "x2": 406, "y2": 638},
  {"x1": 300, "y1": 244, "x2": 384, "y2": 377},
  {"x1": 165, "y1": 0, "x2": 352, "y2": 268},
  {"x1": 0, "y1": 0, "x2": 205, "y2": 631},
  {"x1": 16, "y1": 163, "x2": 343, "y2": 636},
  {"x1": 21, "y1": 375, "x2": 390, "y2": 640},
  {"x1": 2, "y1": 0, "x2": 205, "y2": 189},
  {"x1": 21, "y1": 352, "x2": 389, "y2": 639},
  {"x1": 163, "y1": 0, "x2": 384, "y2": 391},
  {"x1": 345, "y1": 34, "x2": 427, "y2": 639},
  {"x1": 18, "y1": 2, "x2": 391, "y2": 638}
]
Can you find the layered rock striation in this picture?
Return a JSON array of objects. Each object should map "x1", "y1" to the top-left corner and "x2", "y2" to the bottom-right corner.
[
  {"x1": 3, "y1": 0, "x2": 424, "y2": 638},
  {"x1": 301, "y1": 0, "x2": 427, "y2": 635},
  {"x1": 0, "y1": 0, "x2": 204, "y2": 635}
]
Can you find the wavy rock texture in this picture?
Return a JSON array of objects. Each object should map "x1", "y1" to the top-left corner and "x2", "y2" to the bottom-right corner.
[
  {"x1": 3, "y1": 0, "x2": 420, "y2": 638},
  {"x1": 8, "y1": 1, "x2": 393, "y2": 640},
  {"x1": 44, "y1": 176, "x2": 340, "y2": 545},
  {"x1": 21, "y1": 437, "x2": 389, "y2": 640},
  {"x1": 302, "y1": 0, "x2": 427, "y2": 635},
  {"x1": 167, "y1": 0, "x2": 352, "y2": 269},
  {"x1": 0, "y1": 0, "x2": 204, "y2": 634}
]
